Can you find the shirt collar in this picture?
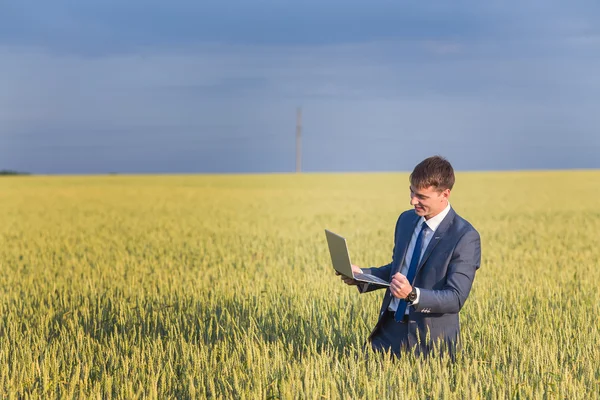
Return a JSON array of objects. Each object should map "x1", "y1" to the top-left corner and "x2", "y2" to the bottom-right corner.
[{"x1": 420, "y1": 202, "x2": 451, "y2": 233}]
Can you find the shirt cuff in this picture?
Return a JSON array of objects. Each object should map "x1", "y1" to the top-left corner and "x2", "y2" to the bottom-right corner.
[{"x1": 411, "y1": 287, "x2": 421, "y2": 306}]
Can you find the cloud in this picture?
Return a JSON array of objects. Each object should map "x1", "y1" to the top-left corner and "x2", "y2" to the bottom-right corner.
[
  {"x1": 0, "y1": 1, "x2": 515, "y2": 53},
  {"x1": 1, "y1": 1, "x2": 600, "y2": 173}
]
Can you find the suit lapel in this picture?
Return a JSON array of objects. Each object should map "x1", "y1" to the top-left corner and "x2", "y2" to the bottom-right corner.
[
  {"x1": 381, "y1": 211, "x2": 420, "y2": 315},
  {"x1": 392, "y1": 212, "x2": 420, "y2": 275},
  {"x1": 415, "y1": 207, "x2": 456, "y2": 277}
]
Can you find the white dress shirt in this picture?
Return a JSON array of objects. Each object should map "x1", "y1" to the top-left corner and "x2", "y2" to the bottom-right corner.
[{"x1": 388, "y1": 202, "x2": 451, "y2": 314}]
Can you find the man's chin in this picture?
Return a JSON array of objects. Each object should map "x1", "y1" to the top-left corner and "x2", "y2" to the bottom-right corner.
[{"x1": 414, "y1": 207, "x2": 425, "y2": 215}]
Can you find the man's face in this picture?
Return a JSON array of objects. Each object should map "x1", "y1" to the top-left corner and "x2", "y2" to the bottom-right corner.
[{"x1": 409, "y1": 185, "x2": 450, "y2": 220}]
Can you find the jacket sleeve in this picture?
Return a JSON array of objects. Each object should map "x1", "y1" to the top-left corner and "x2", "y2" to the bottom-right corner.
[
  {"x1": 356, "y1": 213, "x2": 404, "y2": 294},
  {"x1": 412, "y1": 229, "x2": 481, "y2": 313}
]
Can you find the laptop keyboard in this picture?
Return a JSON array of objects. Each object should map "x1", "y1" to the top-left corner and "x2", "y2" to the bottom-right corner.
[{"x1": 355, "y1": 273, "x2": 388, "y2": 285}]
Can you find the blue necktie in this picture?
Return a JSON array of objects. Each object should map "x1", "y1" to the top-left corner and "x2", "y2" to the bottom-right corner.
[{"x1": 395, "y1": 221, "x2": 429, "y2": 321}]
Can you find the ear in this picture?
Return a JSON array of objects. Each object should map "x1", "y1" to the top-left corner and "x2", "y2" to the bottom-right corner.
[{"x1": 441, "y1": 188, "x2": 450, "y2": 200}]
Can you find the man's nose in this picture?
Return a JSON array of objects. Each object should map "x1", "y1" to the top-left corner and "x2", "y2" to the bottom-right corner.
[{"x1": 410, "y1": 195, "x2": 419, "y2": 205}]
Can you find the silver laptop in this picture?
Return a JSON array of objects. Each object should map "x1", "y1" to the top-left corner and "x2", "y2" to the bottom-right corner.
[{"x1": 324, "y1": 229, "x2": 390, "y2": 287}]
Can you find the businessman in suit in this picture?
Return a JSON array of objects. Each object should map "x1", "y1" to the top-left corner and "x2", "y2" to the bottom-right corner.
[{"x1": 339, "y1": 156, "x2": 481, "y2": 357}]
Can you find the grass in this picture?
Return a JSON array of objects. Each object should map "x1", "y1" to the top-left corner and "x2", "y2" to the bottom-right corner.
[{"x1": 0, "y1": 171, "x2": 599, "y2": 398}]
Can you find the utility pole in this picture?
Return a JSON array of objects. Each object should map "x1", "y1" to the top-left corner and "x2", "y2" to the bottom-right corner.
[{"x1": 296, "y1": 107, "x2": 302, "y2": 173}]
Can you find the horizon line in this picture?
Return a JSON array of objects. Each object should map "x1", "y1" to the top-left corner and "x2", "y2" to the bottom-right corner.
[{"x1": 2, "y1": 167, "x2": 599, "y2": 177}]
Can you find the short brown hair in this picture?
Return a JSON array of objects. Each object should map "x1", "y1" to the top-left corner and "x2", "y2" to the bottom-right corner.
[{"x1": 410, "y1": 156, "x2": 455, "y2": 191}]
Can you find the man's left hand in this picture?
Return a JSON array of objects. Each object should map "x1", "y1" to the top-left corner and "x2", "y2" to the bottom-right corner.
[{"x1": 390, "y1": 273, "x2": 412, "y2": 299}]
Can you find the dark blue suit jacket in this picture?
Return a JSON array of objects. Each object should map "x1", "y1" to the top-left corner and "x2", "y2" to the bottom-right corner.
[{"x1": 360, "y1": 207, "x2": 481, "y2": 356}]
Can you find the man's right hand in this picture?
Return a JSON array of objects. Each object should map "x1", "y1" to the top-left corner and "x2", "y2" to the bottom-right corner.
[{"x1": 336, "y1": 265, "x2": 363, "y2": 286}]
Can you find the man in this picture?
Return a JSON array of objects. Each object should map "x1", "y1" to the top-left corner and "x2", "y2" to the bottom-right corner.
[{"x1": 339, "y1": 156, "x2": 481, "y2": 358}]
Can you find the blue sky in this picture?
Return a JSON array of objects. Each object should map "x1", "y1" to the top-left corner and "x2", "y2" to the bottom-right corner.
[{"x1": 1, "y1": 0, "x2": 599, "y2": 173}]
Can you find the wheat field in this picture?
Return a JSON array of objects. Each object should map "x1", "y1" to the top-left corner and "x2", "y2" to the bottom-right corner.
[{"x1": 0, "y1": 171, "x2": 599, "y2": 399}]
